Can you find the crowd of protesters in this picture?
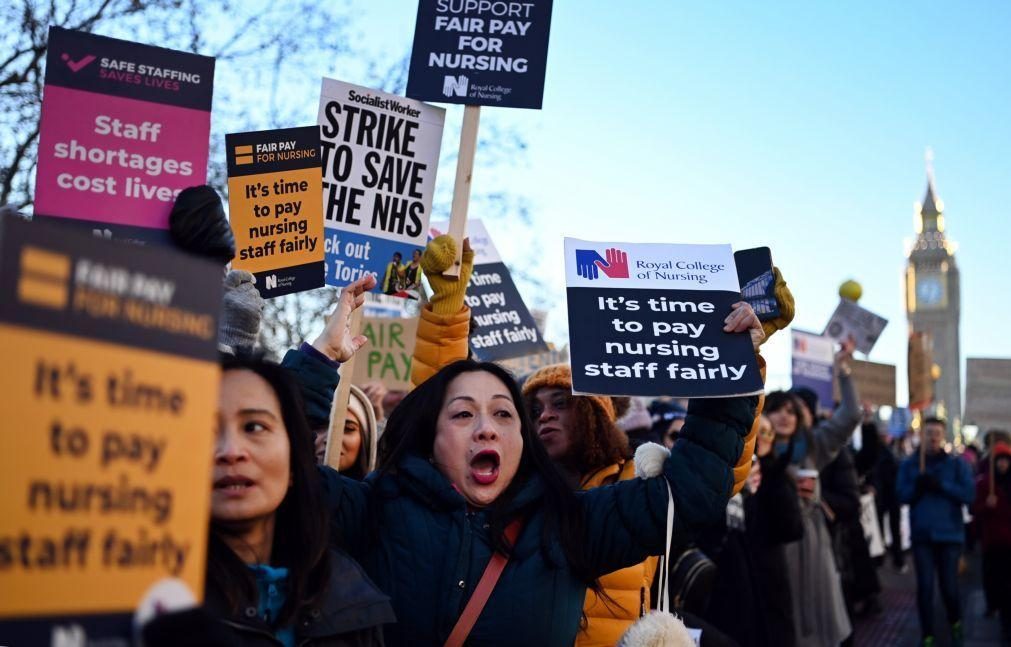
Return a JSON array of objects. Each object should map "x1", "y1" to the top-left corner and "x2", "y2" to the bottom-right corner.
[{"x1": 5, "y1": 187, "x2": 1008, "y2": 647}]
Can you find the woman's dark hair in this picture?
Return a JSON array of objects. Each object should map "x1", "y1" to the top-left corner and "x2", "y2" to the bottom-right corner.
[
  {"x1": 526, "y1": 392, "x2": 629, "y2": 475},
  {"x1": 378, "y1": 360, "x2": 597, "y2": 585},
  {"x1": 207, "y1": 353, "x2": 330, "y2": 626},
  {"x1": 764, "y1": 390, "x2": 810, "y2": 437}
]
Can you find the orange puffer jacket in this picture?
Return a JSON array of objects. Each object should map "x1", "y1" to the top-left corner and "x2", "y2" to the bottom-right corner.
[
  {"x1": 577, "y1": 460, "x2": 660, "y2": 647},
  {"x1": 410, "y1": 305, "x2": 471, "y2": 387}
]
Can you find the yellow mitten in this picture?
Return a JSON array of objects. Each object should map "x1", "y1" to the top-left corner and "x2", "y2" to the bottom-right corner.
[
  {"x1": 760, "y1": 266, "x2": 795, "y2": 344},
  {"x1": 422, "y1": 235, "x2": 475, "y2": 316}
]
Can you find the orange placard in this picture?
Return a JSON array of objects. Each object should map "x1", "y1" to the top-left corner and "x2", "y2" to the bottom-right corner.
[
  {"x1": 226, "y1": 126, "x2": 324, "y2": 298},
  {"x1": 0, "y1": 218, "x2": 221, "y2": 642}
]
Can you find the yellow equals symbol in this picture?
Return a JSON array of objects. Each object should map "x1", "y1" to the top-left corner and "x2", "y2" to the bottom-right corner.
[
  {"x1": 18, "y1": 246, "x2": 70, "y2": 310},
  {"x1": 234, "y1": 144, "x2": 253, "y2": 165}
]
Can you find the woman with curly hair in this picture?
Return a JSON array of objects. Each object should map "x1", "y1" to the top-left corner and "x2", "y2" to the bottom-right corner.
[{"x1": 522, "y1": 367, "x2": 659, "y2": 647}]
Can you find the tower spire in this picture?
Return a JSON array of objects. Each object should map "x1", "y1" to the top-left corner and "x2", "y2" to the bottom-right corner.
[{"x1": 921, "y1": 147, "x2": 942, "y2": 218}]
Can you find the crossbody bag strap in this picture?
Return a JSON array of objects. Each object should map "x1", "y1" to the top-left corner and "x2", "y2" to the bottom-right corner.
[
  {"x1": 444, "y1": 518, "x2": 523, "y2": 647},
  {"x1": 655, "y1": 480, "x2": 675, "y2": 614}
]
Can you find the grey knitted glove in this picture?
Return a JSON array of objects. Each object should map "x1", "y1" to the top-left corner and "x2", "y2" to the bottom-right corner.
[{"x1": 218, "y1": 270, "x2": 265, "y2": 352}]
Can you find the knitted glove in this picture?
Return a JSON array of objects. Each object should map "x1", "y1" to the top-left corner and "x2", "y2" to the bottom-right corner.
[
  {"x1": 218, "y1": 270, "x2": 265, "y2": 352},
  {"x1": 760, "y1": 266, "x2": 795, "y2": 345},
  {"x1": 422, "y1": 235, "x2": 474, "y2": 316}
]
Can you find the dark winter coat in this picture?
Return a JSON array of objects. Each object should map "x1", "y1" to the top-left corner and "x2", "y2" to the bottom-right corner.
[
  {"x1": 897, "y1": 451, "x2": 975, "y2": 544},
  {"x1": 142, "y1": 549, "x2": 394, "y2": 647},
  {"x1": 974, "y1": 470, "x2": 1011, "y2": 550},
  {"x1": 746, "y1": 450, "x2": 804, "y2": 647},
  {"x1": 319, "y1": 395, "x2": 756, "y2": 646}
]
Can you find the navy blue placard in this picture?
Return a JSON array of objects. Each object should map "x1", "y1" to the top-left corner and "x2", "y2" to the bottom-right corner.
[
  {"x1": 407, "y1": 0, "x2": 553, "y2": 109},
  {"x1": 566, "y1": 287, "x2": 764, "y2": 397},
  {"x1": 46, "y1": 27, "x2": 215, "y2": 111},
  {"x1": 467, "y1": 261, "x2": 547, "y2": 361}
]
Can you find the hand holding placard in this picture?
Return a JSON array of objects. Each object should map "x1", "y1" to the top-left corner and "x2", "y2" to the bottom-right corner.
[{"x1": 723, "y1": 302, "x2": 765, "y2": 352}]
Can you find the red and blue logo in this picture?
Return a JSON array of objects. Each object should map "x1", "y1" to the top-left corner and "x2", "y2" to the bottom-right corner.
[{"x1": 574, "y1": 247, "x2": 629, "y2": 280}]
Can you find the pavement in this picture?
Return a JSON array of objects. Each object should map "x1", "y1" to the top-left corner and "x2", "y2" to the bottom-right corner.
[{"x1": 852, "y1": 549, "x2": 1006, "y2": 646}]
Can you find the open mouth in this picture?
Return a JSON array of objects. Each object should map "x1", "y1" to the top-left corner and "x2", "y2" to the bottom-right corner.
[
  {"x1": 469, "y1": 449, "x2": 501, "y2": 486},
  {"x1": 214, "y1": 475, "x2": 255, "y2": 493}
]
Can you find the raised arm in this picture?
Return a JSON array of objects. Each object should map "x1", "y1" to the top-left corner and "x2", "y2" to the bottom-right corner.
[
  {"x1": 577, "y1": 301, "x2": 764, "y2": 578},
  {"x1": 578, "y1": 393, "x2": 758, "y2": 579},
  {"x1": 411, "y1": 236, "x2": 474, "y2": 387},
  {"x1": 280, "y1": 274, "x2": 376, "y2": 427},
  {"x1": 811, "y1": 339, "x2": 861, "y2": 469}
]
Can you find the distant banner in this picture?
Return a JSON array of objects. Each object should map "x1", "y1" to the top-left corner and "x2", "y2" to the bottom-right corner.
[
  {"x1": 0, "y1": 218, "x2": 221, "y2": 643},
  {"x1": 791, "y1": 329, "x2": 835, "y2": 412},
  {"x1": 351, "y1": 317, "x2": 418, "y2": 390},
  {"x1": 835, "y1": 359, "x2": 896, "y2": 408},
  {"x1": 564, "y1": 238, "x2": 763, "y2": 398},
  {"x1": 317, "y1": 78, "x2": 445, "y2": 297},
  {"x1": 431, "y1": 219, "x2": 547, "y2": 361},
  {"x1": 226, "y1": 126, "x2": 324, "y2": 298},
  {"x1": 407, "y1": 0, "x2": 554, "y2": 108},
  {"x1": 823, "y1": 299, "x2": 888, "y2": 354},
  {"x1": 964, "y1": 358, "x2": 1011, "y2": 431},
  {"x1": 34, "y1": 27, "x2": 214, "y2": 243}
]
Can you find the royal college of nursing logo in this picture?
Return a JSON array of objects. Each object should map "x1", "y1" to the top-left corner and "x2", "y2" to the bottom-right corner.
[{"x1": 574, "y1": 247, "x2": 629, "y2": 281}]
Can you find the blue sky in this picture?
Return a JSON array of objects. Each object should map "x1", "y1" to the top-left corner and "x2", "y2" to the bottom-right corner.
[{"x1": 352, "y1": 1, "x2": 1010, "y2": 401}]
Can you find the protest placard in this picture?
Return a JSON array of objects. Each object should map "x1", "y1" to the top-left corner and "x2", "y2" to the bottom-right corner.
[
  {"x1": 564, "y1": 238, "x2": 764, "y2": 398},
  {"x1": 835, "y1": 359, "x2": 897, "y2": 408},
  {"x1": 351, "y1": 317, "x2": 419, "y2": 390},
  {"x1": 791, "y1": 329, "x2": 835, "y2": 412},
  {"x1": 888, "y1": 407, "x2": 912, "y2": 438},
  {"x1": 317, "y1": 78, "x2": 445, "y2": 297},
  {"x1": 407, "y1": 0, "x2": 554, "y2": 109},
  {"x1": 226, "y1": 126, "x2": 324, "y2": 298},
  {"x1": 964, "y1": 358, "x2": 1011, "y2": 431},
  {"x1": 823, "y1": 298, "x2": 888, "y2": 354},
  {"x1": 0, "y1": 218, "x2": 221, "y2": 643},
  {"x1": 34, "y1": 27, "x2": 214, "y2": 243},
  {"x1": 432, "y1": 219, "x2": 547, "y2": 361}
]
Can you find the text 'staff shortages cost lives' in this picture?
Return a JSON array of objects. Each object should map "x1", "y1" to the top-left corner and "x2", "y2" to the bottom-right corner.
[
  {"x1": 34, "y1": 27, "x2": 214, "y2": 244},
  {"x1": 407, "y1": 0, "x2": 553, "y2": 109},
  {"x1": 226, "y1": 126, "x2": 324, "y2": 298},
  {"x1": 431, "y1": 219, "x2": 547, "y2": 361},
  {"x1": 0, "y1": 218, "x2": 222, "y2": 644},
  {"x1": 564, "y1": 238, "x2": 764, "y2": 398},
  {"x1": 317, "y1": 78, "x2": 445, "y2": 295}
]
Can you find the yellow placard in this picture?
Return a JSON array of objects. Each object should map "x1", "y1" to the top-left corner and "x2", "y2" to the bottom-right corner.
[{"x1": 0, "y1": 325, "x2": 218, "y2": 616}]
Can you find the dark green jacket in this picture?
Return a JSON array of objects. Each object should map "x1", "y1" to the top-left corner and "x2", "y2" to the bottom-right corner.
[{"x1": 318, "y1": 394, "x2": 756, "y2": 646}]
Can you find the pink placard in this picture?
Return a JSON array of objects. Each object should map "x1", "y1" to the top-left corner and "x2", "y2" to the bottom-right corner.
[{"x1": 34, "y1": 85, "x2": 210, "y2": 230}]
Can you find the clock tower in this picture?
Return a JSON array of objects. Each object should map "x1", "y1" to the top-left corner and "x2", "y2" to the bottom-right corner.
[{"x1": 905, "y1": 156, "x2": 961, "y2": 432}]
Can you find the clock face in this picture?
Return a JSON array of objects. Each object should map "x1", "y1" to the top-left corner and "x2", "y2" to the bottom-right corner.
[{"x1": 916, "y1": 276, "x2": 944, "y2": 307}]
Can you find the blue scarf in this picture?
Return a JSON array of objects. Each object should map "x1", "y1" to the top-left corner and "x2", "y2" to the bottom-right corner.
[
  {"x1": 775, "y1": 434, "x2": 807, "y2": 465},
  {"x1": 249, "y1": 563, "x2": 294, "y2": 647}
]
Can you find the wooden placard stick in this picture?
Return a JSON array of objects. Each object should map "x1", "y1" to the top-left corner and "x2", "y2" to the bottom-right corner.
[
  {"x1": 324, "y1": 305, "x2": 364, "y2": 470},
  {"x1": 444, "y1": 105, "x2": 481, "y2": 278}
]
